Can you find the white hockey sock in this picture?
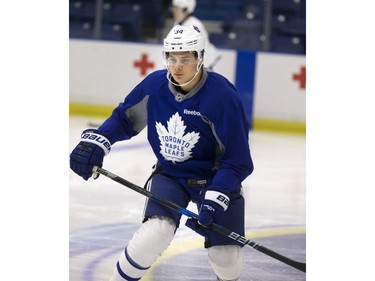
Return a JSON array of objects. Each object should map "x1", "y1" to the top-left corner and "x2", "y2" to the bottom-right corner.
[
  {"x1": 109, "y1": 217, "x2": 176, "y2": 281},
  {"x1": 109, "y1": 247, "x2": 148, "y2": 281},
  {"x1": 209, "y1": 245, "x2": 244, "y2": 281}
]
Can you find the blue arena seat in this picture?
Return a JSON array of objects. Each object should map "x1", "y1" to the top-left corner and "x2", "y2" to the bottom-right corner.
[
  {"x1": 271, "y1": 33, "x2": 305, "y2": 54},
  {"x1": 70, "y1": 1, "x2": 84, "y2": 18},
  {"x1": 272, "y1": 0, "x2": 305, "y2": 17},
  {"x1": 210, "y1": 31, "x2": 263, "y2": 51},
  {"x1": 222, "y1": 11, "x2": 263, "y2": 33},
  {"x1": 68, "y1": 0, "x2": 306, "y2": 55},
  {"x1": 101, "y1": 23, "x2": 125, "y2": 41},
  {"x1": 69, "y1": 20, "x2": 95, "y2": 39},
  {"x1": 103, "y1": 3, "x2": 143, "y2": 41},
  {"x1": 140, "y1": 0, "x2": 166, "y2": 28},
  {"x1": 273, "y1": 14, "x2": 306, "y2": 35}
]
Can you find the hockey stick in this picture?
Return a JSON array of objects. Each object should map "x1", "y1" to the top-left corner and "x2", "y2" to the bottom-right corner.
[
  {"x1": 93, "y1": 166, "x2": 306, "y2": 273},
  {"x1": 208, "y1": 55, "x2": 222, "y2": 70}
]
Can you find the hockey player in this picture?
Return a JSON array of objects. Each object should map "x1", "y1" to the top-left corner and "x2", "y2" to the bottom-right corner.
[
  {"x1": 170, "y1": 0, "x2": 221, "y2": 69},
  {"x1": 70, "y1": 25, "x2": 254, "y2": 281}
]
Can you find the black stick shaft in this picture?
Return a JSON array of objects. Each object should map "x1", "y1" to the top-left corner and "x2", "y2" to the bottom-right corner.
[{"x1": 93, "y1": 166, "x2": 306, "y2": 273}]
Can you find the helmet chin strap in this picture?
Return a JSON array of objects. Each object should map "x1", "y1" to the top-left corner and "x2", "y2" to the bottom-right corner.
[{"x1": 166, "y1": 59, "x2": 203, "y2": 87}]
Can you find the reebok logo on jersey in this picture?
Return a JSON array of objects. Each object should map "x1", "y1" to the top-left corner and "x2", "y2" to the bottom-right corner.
[
  {"x1": 155, "y1": 112, "x2": 200, "y2": 163},
  {"x1": 184, "y1": 109, "x2": 201, "y2": 116}
]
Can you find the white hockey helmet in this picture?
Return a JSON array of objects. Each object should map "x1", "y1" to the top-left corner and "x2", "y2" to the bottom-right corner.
[
  {"x1": 163, "y1": 25, "x2": 206, "y2": 60},
  {"x1": 172, "y1": 0, "x2": 196, "y2": 14}
]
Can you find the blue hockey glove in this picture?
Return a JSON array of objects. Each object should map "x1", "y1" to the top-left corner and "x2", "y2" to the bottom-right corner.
[
  {"x1": 198, "y1": 190, "x2": 230, "y2": 226},
  {"x1": 70, "y1": 129, "x2": 111, "y2": 180},
  {"x1": 185, "y1": 218, "x2": 212, "y2": 237}
]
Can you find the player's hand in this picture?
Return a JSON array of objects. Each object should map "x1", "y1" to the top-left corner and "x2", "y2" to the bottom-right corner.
[
  {"x1": 185, "y1": 218, "x2": 212, "y2": 237},
  {"x1": 198, "y1": 190, "x2": 230, "y2": 226},
  {"x1": 70, "y1": 130, "x2": 111, "y2": 180}
]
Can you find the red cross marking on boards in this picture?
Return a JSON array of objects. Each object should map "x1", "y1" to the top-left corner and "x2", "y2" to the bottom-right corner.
[
  {"x1": 292, "y1": 66, "x2": 306, "y2": 90},
  {"x1": 134, "y1": 53, "x2": 155, "y2": 76}
]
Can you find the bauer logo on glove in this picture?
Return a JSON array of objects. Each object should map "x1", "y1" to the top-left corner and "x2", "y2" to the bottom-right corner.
[{"x1": 81, "y1": 131, "x2": 111, "y2": 155}]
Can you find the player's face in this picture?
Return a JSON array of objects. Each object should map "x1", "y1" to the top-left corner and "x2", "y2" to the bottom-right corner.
[
  {"x1": 167, "y1": 52, "x2": 201, "y2": 89},
  {"x1": 170, "y1": 6, "x2": 186, "y2": 21}
]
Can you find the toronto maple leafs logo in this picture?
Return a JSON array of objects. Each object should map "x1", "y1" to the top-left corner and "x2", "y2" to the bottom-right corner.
[{"x1": 155, "y1": 112, "x2": 200, "y2": 163}]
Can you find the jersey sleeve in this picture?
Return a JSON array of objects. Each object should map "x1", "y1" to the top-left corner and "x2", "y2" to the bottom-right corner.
[
  {"x1": 96, "y1": 80, "x2": 149, "y2": 144},
  {"x1": 207, "y1": 86, "x2": 254, "y2": 196}
]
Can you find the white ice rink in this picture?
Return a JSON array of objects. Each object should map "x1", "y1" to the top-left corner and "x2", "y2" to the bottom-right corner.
[{"x1": 69, "y1": 115, "x2": 306, "y2": 281}]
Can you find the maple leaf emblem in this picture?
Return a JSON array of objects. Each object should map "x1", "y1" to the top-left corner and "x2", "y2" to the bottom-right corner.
[{"x1": 155, "y1": 112, "x2": 200, "y2": 163}]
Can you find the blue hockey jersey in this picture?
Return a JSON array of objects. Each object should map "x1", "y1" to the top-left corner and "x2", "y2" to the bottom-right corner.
[{"x1": 98, "y1": 69, "x2": 253, "y2": 195}]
